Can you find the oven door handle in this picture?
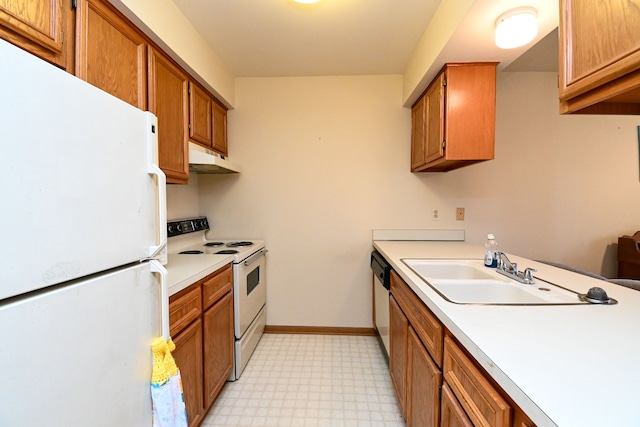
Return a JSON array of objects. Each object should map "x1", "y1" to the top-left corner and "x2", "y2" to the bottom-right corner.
[{"x1": 244, "y1": 248, "x2": 268, "y2": 266}]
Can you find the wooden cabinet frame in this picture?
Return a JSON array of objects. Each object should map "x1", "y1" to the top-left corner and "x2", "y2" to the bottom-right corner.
[
  {"x1": 411, "y1": 63, "x2": 497, "y2": 172},
  {"x1": 559, "y1": 0, "x2": 640, "y2": 114},
  {"x1": 148, "y1": 47, "x2": 190, "y2": 184},
  {"x1": 169, "y1": 264, "x2": 233, "y2": 427},
  {"x1": 0, "y1": 0, "x2": 73, "y2": 68},
  {"x1": 76, "y1": 0, "x2": 147, "y2": 109}
]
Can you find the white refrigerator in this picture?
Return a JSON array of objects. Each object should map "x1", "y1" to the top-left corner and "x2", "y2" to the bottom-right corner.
[{"x1": 0, "y1": 39, "x2": 169, "y2": 426}]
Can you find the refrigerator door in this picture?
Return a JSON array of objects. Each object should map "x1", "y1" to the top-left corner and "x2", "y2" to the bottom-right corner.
[
  {"x1": 0, "y1": 40, "x2": 166, "y2": 300},
  {"x1": 0, "y1": 262, "x2": 162, "y2": 426}
]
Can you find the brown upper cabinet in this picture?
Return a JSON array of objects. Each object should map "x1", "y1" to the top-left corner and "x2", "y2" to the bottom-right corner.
[
  {"x1": 76, "y1": 0, "x2": 147, "y2": 110},
  {"x1": 212, "y1": 99, "x2": 228, "y2": 156},
  {"x1": 3, "y1": 0, "x2": 231, "y2": 184},
  {"x1": 411, "y1": 63, "x2": 497, "y2": 172},
  {"x1": 148, "y1": 47, "x2": 190, "y2": 184},
  {"x1": 0, "y1": 0, "x2": 73, "y2": 69},
  {"x1": 189, "y1": 81, "x2": 213, "y2": 147},
  {"x1": 189, "y1": 82, "x2": 229, "y2": 157},
  {"x1": 559, "y1": 0, "x2": 640, "y2": 114}
]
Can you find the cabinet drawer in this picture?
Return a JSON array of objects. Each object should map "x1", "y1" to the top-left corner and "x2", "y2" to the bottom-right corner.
[
  {"x1": 441, "y1": 382, "x2": 473, "y2": 427},
  {"x1": 390, "y1": 270, "x2": 443, "y2": 366},
  {"x1": 443, "y1": 335, "x2": 511, "y2": 427},
  {"x1": 202, "y1": 264, "x2": 232, "y2": 310},
  {"x1": 169, "y1": 285, "x2": 202, "y2": 337}
]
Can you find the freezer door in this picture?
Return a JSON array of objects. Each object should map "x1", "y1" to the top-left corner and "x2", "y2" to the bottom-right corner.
[
  {"x1": 0, "y1": 262, "x2": 162, "y2": 426},
  {"x1": 0, "y1": 39, "x2": 166, "y2": 300}
]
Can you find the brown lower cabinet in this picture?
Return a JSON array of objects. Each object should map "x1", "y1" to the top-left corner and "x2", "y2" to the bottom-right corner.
[
  {"x1": 441, "y1": 383, "x2": 473, "y2": 427},
  {"x1": 389, "y1": 269, "x2": 536, "y2": 427},
  {"x1": 389, "y1": 294, "x2": 408, "y2": 418},
  {"x1": 172, "y1": 317, "x2": 204, "y2": 427},
  {"x1": 407, "y1": 326, "x2": 442, "y2": 427},
  {"x1": 169, "y1": 264, "x2": 233, "y2": 427},
  {"x1": 390, "y1": 271, "x2": 442, "y2": 427},
  {"x1": 443, "y1": 335, "x2": 510, "y2": 427}
]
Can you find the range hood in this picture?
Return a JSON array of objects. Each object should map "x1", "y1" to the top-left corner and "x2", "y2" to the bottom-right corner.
[{"x1": 188, "y1": 142, "x2": 241, "y2": 174}]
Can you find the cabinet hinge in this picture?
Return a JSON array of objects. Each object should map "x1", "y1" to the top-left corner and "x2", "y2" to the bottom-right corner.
[
  {"x1": 61, "y1": 31, "x2": 64, "y2": 44},
  {"x1": 441, "y1": 140, "x2": 446, "y2": 150},
  {"x1": 188, "y1": 123, "x2": 192, "y2": 131},
  {"x1": 188, "y1": 84, "x2": 191, "y2": 96},
  {"x1": 443, "y1": 78, "x2": 447, "y2": 87},
  {"x1": 71, "y1": 0, "x2": 77, "y2": 11}
]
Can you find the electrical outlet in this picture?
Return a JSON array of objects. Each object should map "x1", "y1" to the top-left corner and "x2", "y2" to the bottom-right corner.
[
  {"x1": 456, "y1": 207, "x2": 465, "y2": 221},
  {"x1": 432, "y1": 209, "x2": 439, "y2": 221}
]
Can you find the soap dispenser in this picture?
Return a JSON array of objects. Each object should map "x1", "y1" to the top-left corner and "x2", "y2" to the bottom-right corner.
[{"x1": 484, "y1": 234, "x2": 498, "y2": 268}]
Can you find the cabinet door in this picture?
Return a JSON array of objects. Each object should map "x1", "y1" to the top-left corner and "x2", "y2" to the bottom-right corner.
[
  {"x1": 410, "y1": 96, "x2": 426, "y2": 171},
  {"x1": 189, "y1": 81, "x2": 212, "y2": 147},
  {"x1": 423, "y1": 71, "x2": 445, "y2": 165},
  {"x1": 559, "y1": 0, "x2": 640, "y2": 114},
  {"x1": 0, "y1": 0, "x2": 69, "y2": 68},
  {"x1": 441, "y1": 382, "x2": 473, "y2": 427},
  {"x1": 203, "y1": 291, "x2": 234, "y2": 410},
  {"x1": 172, "y1": 318, "x2": 205, "y2": 427},
  {"x1": 148, "y1": 47, "x2": 190, "y2": 184},
  {"x1": 389, "y1": 294, "x2": 408, "y2": 419},
  {"x1": 406, "y1": 327, "x2": 442, "y2": 427},
  {"x1": 211, "y1": 98, "x2": 228, "y2": 156},
  {"x1": 560, "y1": 0, "x2": 640, "y2": 97},
  {"x1": 76, "y1": 0, "x2": 147, "y2": 109}
]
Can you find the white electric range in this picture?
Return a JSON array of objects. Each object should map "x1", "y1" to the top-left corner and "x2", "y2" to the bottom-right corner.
[{"x1": 166, "y1": 217, "x2": 267, "y2": 380}]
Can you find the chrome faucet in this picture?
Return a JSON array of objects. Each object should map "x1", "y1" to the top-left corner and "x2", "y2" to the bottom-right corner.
[
  {"x1": 496, "y1": 252, "x2": 536, "y2": 284},
  {"x1": 496, "y1": 252, "x2": 517, "y2": 274}
]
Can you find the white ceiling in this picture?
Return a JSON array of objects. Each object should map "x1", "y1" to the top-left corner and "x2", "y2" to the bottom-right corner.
[{"x1": 171, "y1": 0, "x2": 559, "y2": 79}]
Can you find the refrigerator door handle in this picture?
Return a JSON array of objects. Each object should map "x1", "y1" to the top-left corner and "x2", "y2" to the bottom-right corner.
[
  {"x1": 146, "y1": 113, "x2": 167, "y2": 259},
  {"x1": 150, "y1": 259, "x2": 170, "y2": 341}
]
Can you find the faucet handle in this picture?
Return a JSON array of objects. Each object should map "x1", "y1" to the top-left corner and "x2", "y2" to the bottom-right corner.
[
  {"x1": 523, "y1": 267, "x2": 537, "y2": 284},
  {"x1": 511, "y1": 262, "x2": 518, "y2": 275}
]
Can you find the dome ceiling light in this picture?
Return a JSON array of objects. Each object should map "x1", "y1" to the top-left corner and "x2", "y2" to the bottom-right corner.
[{"x1": 495, "y1": 7, "x2": 538, "y2": 49}]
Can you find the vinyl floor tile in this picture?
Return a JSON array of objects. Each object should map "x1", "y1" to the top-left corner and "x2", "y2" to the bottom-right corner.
[{"x1": 202, "y1": 334, "x2": 405, "y2": 427}]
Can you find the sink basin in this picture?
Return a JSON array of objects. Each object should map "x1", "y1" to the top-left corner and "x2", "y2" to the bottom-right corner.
[
  {"x1": 402, "y1": 259, "x2": 584, "y2": 305},
  {"x1": 406, "y1": 260, "x2": 498, "y2": 281}
]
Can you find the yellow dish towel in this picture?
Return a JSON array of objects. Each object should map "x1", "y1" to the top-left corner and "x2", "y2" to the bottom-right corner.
[{"x1": 151, "y1": 337, "x2": 188, "y2": 427}]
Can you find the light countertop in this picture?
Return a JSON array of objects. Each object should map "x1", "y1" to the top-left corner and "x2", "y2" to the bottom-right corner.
[
  {"x1": 165, "y1": 254, "x2": 234, "y2": 296},
  {"x1": 373, "y1": 240, "x2": 640, "y2": 427}
]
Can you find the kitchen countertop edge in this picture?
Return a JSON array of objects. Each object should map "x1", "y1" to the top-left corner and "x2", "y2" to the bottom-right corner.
[{"x1": 165, "y1": 254, "x2": 235, "y2": 296}]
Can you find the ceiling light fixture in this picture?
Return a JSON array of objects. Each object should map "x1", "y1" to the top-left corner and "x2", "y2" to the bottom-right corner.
[
  {"x1": 495, "y1": 7, "x2": 538, "y2": 49},
  {"x1": 293, "y1": 0, "x2": 321, "y2": 4}
]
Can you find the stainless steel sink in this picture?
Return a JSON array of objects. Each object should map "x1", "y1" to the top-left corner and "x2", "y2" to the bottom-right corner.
[{"x1": 402, "y1": 259, "x2": 585, "y2": 305}]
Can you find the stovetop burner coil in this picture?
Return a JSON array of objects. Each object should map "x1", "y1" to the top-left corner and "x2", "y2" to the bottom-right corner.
[
  {"x1": 226, "y1": 241, "x2": 253, "y2": 247},
  {"x1": 204, "y1": 242, "x2": 224, "y2": 247},
  {"x1": 179, "y1": 250, "x2": 204, "y2": 255},
  {"x1": 216, "y1": 249, "x2": 239, "y2": 254}
]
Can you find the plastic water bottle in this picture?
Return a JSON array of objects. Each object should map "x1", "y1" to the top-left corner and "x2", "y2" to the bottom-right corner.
[{"x1": 484, "y1": 234, "x2": 498, "y2": 268}]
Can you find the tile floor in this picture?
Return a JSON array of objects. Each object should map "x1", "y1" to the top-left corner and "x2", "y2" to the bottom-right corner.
[{"x1": 202, "y1": 333, "x2": 406, "y2": 427}]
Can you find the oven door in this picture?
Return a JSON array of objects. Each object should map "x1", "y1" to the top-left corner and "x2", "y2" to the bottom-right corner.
[{"x1": 233, "y1": 248, "x2": 267, "y2": 338}]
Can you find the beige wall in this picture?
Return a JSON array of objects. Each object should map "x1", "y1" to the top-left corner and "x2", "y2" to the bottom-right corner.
[
  {"x1": 167, "y1": 71, "x2": 640, "y2": 328},
  {"x1": 460, "y1": 72, "x2": 640, "y2": 276}
]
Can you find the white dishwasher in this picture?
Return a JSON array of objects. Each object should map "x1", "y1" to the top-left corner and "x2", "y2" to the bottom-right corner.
[{"x1": 371, "y1": 251, "x2": 391, "y2": 362}]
